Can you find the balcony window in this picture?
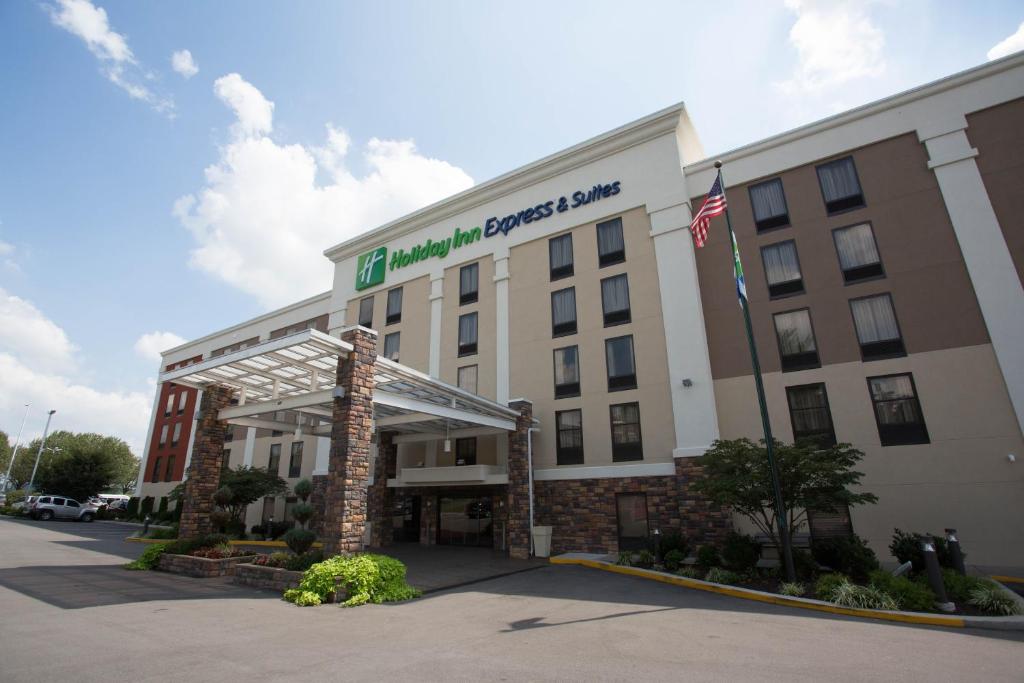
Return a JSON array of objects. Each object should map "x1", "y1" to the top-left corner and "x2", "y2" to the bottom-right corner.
[
  {"x1": 171, "y1": 423, "x2": 181, "y2": 447},
  {"x1": 601, "y1": 274, "x2": 631, "y2": 326},
  {"x1": 786, "y1": 383, "x2": 836, "y2": 447},
  {"x1": 817, "y1": 156, "x2": 865, "y2": 214},
  {"x1": 605, "y1": 335, "x2": 637, "y2": 391},
  {"x1": 549, "y1": 233, "x2": 574, "y2": 280},
  {"x1": 761, "y1": 240, "x2": 804, "y2": 298},
  {"x1": 551, "y1": 287, "x2": 577, "y2": 337},
  {"x1": 458, "y1": 312, "x2": 478, "y2": 356},
  {"x1": 553, "y1": 346, "x2": 581, "y2": 398},
  {"x1": 455, "y1": 437, "x2": 477, "y2": 466},
  {"x1": 289, "y1": 442, "x2": 303, "y2": 478},
  {"x1": 164, "y1": 394, "x2": 174, "y2": 417},
  {"x1": 457, "y1": 365, "x2": 478, "y2": 394},
  {"x1": 268, "y1": 444, "x2": 281, "y2": 475},
  {"x1": 868, "y1": 374, "x2": 929, "y2": 446},
  {"x1": 158, "y1": 424, "x2": 168, "y2": 447},
  {"x1": 555, "y1": 410, "x2": 584, "y2": 465},
  {"x1": 833, "y1": 223, "x2": 884, "y2": 283},
  {"x1": 386, "y1": 287, "x2": 403, "y2": 325},
  {"x1": 358, "y1": 296, "x2": 374, "y2": 328},
  {"x1": 383, "y1": 332, "x2": 400, "y2": 361},
  {"x1": 177, "y1": 391, "x2": 187, "y2": 415},
  {"x1": 610, "y1": 402, "x2": 643, "y2": 461},
  {"x1": 773, "y1": 309, "x2": 820, "y2": 371},
  {"x1": 851, "y1": 294, "x2": 905, "y2": 361},
  {"x1": 596, "y1": 217, "x2": 625, "y2": 267},
  {"x1": 459, "y1": 262, "x2": 479, "y2": 305},
  {"x1": 749, "y1": 178, "x2": 790, "y2": 231}
]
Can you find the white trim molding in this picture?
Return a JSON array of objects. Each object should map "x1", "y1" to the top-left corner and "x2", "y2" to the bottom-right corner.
[{"x1": 533, "y1": 462, "x2": 676, "y2": 481}]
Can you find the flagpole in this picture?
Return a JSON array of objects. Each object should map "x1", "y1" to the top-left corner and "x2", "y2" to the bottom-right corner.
[{"x1": 714, "y1": 160, "x2": 796, "y2": 583}]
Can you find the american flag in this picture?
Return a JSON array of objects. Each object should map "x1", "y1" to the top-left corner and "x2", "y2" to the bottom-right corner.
[{"x1": 689, "y1": 175, "x2": 727, "y2": 248}]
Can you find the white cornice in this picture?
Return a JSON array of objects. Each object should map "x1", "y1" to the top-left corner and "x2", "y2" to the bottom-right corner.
[{"x1": 323, "y1": 102, "x2": 689, "y2": 261}]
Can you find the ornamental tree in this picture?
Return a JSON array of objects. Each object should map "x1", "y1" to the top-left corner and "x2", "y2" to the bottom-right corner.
[
  {"x1": 211, "y1": 466, "x2": 287, "y2": 526},
  {"x1": 692, "y1": 438, "x2": 878, "y2": 550}
]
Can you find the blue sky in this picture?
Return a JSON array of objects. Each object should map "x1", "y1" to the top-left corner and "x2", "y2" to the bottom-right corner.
[{"x1": 1, "y1": 0, "x2": 1022, "y2": 454}]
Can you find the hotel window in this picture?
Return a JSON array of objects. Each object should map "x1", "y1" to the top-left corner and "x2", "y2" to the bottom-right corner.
[
  {"x1": 457, "y1": 365, "x2": 478, "y2": 394},
  {"x1": 551, "y1": 287, "x2": 577, "y2": 337},
  {"x1": 223, "y1": 448, "x2": 233, "y2": 473},
  {"x1": 549, "y1": 233, "x2": 574, "y2": 280},
  {"x1": 225, "y1": 425, "x2": 234, "y2": 442},
  {"x1": 749, "y1": 178, "x2": 790, "y2": 231},
  {"x1": 171, "y1": 423, "x2": 181, "y2": 447},
  {"x1": 164, "y1": 394, "x2": 174, "y2": 417},
  {"x1": 553, "y1": 346, "x2": 581, "y2": 398},
  {"x1": 383, "y1": 332, "x2": 400, "y2": 361},
  {"x1": 158, "y1": 424, "x2": 168, "y2": 447},
  {"x1": 262, "y1": 497, "x2": 275, "y2": 522},
  {"x1": 605, "y1": 335, "x2": 637, "y2": 391},
  {"x1": 786, "y1": 383, "x2": 837, "y2": 447},
  {"x1": 610, "y1": 402, "x2": 643, "y2": 461},
  {"x1": 761, "y1": 241, "x2": 804, "y2": 298},
  {"x1": 601, "y1": 274, "x2": 631, "y2": 326},
  {"x1": 165, "y1": 455, "x2": 176, "y2": 482},
  {"x1": 385, "y1": 287, "x2": 403, "y2": 325},
  {"x1": 596, "y1": 217, "x2": 625, "y2": 267},
  {"x1": 868, "y1": 374, "x2": 929, "y2": 446},
  {"x1": 284, "y1": 496, "x2": 298, "y2": 523},
  {"x1": 455, "y1": 437, "x2": 477, "y2": 466},
  {"x1": 151, "y1": 457, "x2": 162, "y2": 482},
  {"x1": 177, "y1": 391, "x2": 187, "y2": 415},
  {"x1": 833, "y1": 223, "x2": 884, "y2": 283},
  {"x1": 458, "y1": 312, "x2": 478, "y2": 356},
  {"x1": 773, "y1": 309, "x2": 820, "y2": 371},
  {"x1": 817, "y1": 156, "x2": 865, "y2": 214},
  {"x1": 460, "y1": 262, "x2": 479, "y2": 305},
  {"x1": 358, "y1": 296, "x2": 374, "y2": 328},
  {"x1": 555, "y1": 410, "x2": 584, "y2": 465},
  {"x1": 850, "y1": 294, "x2": 905, "y2": 361},
  {"x1": 289, "y1": 442, "x2": 303, "y2": 478},
  {"x1": 268, "y1": 444, "x2": 281, "y2": 475}
]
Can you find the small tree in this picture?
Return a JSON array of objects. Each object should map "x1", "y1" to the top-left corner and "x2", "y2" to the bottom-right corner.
[
  {"x1": 692, "y1": 438, "x2": 877, "y2": 550},
  {"x1": 214, "y1": 466, "x2": 287, "y2": 527},
  {"x1": 290, "y1": 478, "x2": 314, "y2": 530}
]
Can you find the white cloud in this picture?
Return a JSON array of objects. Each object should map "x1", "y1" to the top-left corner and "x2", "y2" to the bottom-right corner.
[
  {"x1": 134, "y1": 331, "x2": 186, "y2": 363},
  {"x1": 47, "y1": 0, "x2": 174, "y2": 115},
  {"x1": 987, "y1": 22, "x2": 1024, "y2": 61},
  {"x1": 776, "y1": 0, "x2": 886, "y2": 94},
  {"x1": 0, "y1": 287, "x2": 76, "y2": 373},
  {"x1": 175, "y1": 74, "x2": 474, "y2": 308},
  {"x1": 0, "y1": 241, "x2": 12, "y2": 257},
  {"x1": 171, "y1": 49, "x2": 199, "y2": 78}
]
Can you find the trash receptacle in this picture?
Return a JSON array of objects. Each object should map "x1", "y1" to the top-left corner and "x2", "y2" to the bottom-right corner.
[{"x1": 532, "y1": 526, "x2": 553, "y2": 558}]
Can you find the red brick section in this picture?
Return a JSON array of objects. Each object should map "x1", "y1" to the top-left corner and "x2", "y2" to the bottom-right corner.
[
  {"x1": 178, "y1": 385, "x2": 233, "y2": 539},
  {"x1": 675, "y1": 457, "x2": 732, "y2": 545},
  {"x1": 506, "y1": 400, "x2": 533, "y2": 559},
  {"x1": 321, "y1": 328, "x2": 377, "y2": 556},
  {"x1": 367, "y1": 431, "x2": 397, "y2": 547}
]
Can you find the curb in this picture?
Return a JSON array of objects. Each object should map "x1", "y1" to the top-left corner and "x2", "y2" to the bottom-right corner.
[
  {"x1": 991, "y1": 574, "x2": 1024, "y2": 585},
  {"x1": 550, "y1": 556, "x2": 1024, "y2": 631}
]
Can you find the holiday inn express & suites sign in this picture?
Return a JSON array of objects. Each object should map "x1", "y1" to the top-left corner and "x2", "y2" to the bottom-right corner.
[{"x1": 354, "y1": 180, "x2": 621, "y2": 290}]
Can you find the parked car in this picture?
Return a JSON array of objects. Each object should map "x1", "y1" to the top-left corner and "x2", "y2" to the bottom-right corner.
[
  {"x1": 29, "y1": 495, "x2": 96, "y2": 522},
  {"x1": 12, "y1": 495, "x2": 37, "y2": 511}
]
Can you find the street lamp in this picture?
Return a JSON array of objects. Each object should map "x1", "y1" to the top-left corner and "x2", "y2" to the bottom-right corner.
[
  {"x1": 2, "y1": 403, "x2": 29, "y2": 491},
  {"x1": 27, "y1": 410, "x2": 56, "y2": 493}
]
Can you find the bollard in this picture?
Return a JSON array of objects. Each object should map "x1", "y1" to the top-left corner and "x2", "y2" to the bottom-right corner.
[
  {"x1": 945, "y1": 528, "x2": 966, "y2": 576},
  {"x1": 143, "y1": 514, "x2": 151, "y2": 536},
  {"x1": 922, "y1": 537, "x2": 955, "y2": 612},
  {"x1": 652, "y1": 528, "x2": 662, "y2": 565}
]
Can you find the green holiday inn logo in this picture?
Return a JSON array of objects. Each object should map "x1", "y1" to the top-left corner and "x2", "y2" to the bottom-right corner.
[{"x1": 355, "y1": 246, "x2": 387, "y2": 290}]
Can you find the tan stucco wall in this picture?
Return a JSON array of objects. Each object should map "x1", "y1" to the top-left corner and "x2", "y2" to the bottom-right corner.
[
  {"x1": 347, "y1": 274, "x2": 431, "y2": 373},
  {"x1": 439, "y1": 256, "x2": 496, "y2": 398}
]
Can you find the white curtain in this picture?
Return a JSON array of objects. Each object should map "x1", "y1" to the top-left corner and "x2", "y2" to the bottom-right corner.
[
  {"x1": 457, "y1": 365, "x2": 478, "y2": 393},
  {"x1": 549, "y1": 234, "x2": 573, "y2": 270},
  {"x1": 597, "y1": 218, "x2": 624, "y2": 256},
  {"x1": 458, "y1": 313, "x2": 477, "y2": 346},
  {"x1": 870, "y1": 375, "x2": 921, "y2": 424},
  {"x1": 834, "y1": 224, "x2": 880, "y2": 269},
  {"x1": 787, "y1": 385, "x2": 830, "y2": 432},
  {"x1": 602, "y1": 275, "x2": 630, "y2": 314},
  {"x1": 851, "y1": 295, "x2": 899, "y2": 343},
  {"x1": 605, "y1": 337, "x2": 635, "y2": 378},
  {"x1": 384, "y1": 332, "x2": 400, "y2": 359},
  {"x1": 551, "y1": 288, "x2": 576, "y2": 326},
  {"x1": 761, "y1": 241, "x2": 801, "y2": 285},
  {"x1": 460, "y1": 263, "x2": 478, "y2": 297},
  {"x1": 610, "y1": 403, "x2": 641, "y2": 443},
  {"x1": 386, "y1": 287, "x2": 403, "y2": 318},
  {"x1": 750, "y1": 179, "x2": 788, "y2": 221},
  {"x1": 818, "y1": 157, "x2": 861, "y2": 202},
  {"x1": 774, "y1": 310, "x2": 816, "y2": 354},
  {"x1": 554, "y1": 346, "x2": 579, "y2": 385},
  {"x1": 557, "y1": 410, "x2": 582, "y2": 448}
]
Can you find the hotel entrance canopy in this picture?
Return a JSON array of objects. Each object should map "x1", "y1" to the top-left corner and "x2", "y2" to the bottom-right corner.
[{"x1": 159, "y1": 328, "x2": 521, "y2": 440}]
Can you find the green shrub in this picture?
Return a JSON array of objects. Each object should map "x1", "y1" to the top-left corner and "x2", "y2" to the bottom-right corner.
[
  {"x1": 163, "y1": 533, "x2": 229, "y2": 556},
  {"x1": 293, "y1": 478, "x2": 313, "y2": 502},
  {"x1": 634, "y1": 549, "x2": 655, "y2": 569},
  {"x1": 283, "y1": 528, "x2": 317, "y2": 555},
  {"x1": 968, "y1": 582, "x2": 1022, "y2": 616},
  {"x1": 704, "y1": 567, "x2": 742, "y2": 585},
  {"x1": 663, "y1": 549, "x2": 685, "y2": 572},
  {"x1": 942, "y1": 569, "x2": 987, "y2": 603},
  {"x1": 675, "y1": 567, "x2": 702, "y2": 579},
  {"x1": 792, "y1": 548, "x2": 819, "y2": 580},
  {"x1": 124, "y1": 543, "x2": 170, "y2": 570},
  {"x1": 126, "y1": 497, "x2": 140, "y2": 518},
  {"x1": 140, "y1": 497, "x2": 155, "y2": 516},
  {"x1": 657, "y1": 530, "x2": 689, "y2": 558},
  {"x1": 811, "y1": 535, "x2": 879, "y2": 582},
  {"x1": 814, "y1": 573, "x2": 849, "y2": 601},
  {"x1": 831, "y1": 581, "x2": 899, "y2": 611},
  {"x1": 5, "y1": 489, "x2": 27, "y2": 506},
  {"x1": 869, "y1": 570, "x2": 936, "y2": 612},
  {"x1": 284, "y1": 554, "x2": 420, "y2": 607},
  {"x1": 615, "y1": 551, "x2": 632, "y2": 566},
  {"x1": 290, "y1": 503, "x2": 315, "y2": 529},
  {"x1": 779, "y1": 582, "x2": 806, "y2": 597},
  {"x1": 157, "y1": 497, "x2": 168, "y2": 514},
  {"x1": 147, "y1": 526, "x2": 178, "y2": 540},
  {"x1": 285, "y1": 550, "x2": 324, "y2": 572},
  {"x1": 889, "y1": 529, "x2": 959, "y2": 573},
  {"x1": 721, "y1": 532, "x2": 761, "y2": 572},
  {"x1": 696, "y1": 545, "x2": 720, "y2": 570}
]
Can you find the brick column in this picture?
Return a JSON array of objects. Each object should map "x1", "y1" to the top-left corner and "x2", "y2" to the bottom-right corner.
[
  {"x1": 675, "y1": 457, "x2": 732, "y2": 546},
  {"x1": 506, "y1": 399, "x2": 532, "y2": 559},
  {"x1": 178, "y1": 385, "x2": 233, "y2": 539},
  {"x1": 322, "y1": 328, "x2": 377, "y2": 556},
  {"x1": 368, "y1": 431, "x2": 397, "y2": 547}
]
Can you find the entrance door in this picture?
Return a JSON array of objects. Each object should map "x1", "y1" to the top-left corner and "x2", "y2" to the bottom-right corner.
[
  {"x1": 438, "y1": 496, "x2": 493, "y2": 547},
  {"x1": 392, "y1": 496, "x2": 421, "y2": 543},
  {"x1": 616, "y1": 493, "x2": 649, "y2": 551}
]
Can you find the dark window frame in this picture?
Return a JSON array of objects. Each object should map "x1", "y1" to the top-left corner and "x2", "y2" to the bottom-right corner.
[
  {"x1": 385, "y1": 287, "x2": 403, "y2": 326},
  {"x1": 867, "y1": 373, "x2": 930, "y2": 446},
  {"x1": 760, "y1": 239, "x2": 805, "y2": 299},
  {"x1": 552, "y1": 345, "x2": 581, "y2": 399},
  {"x1": 358, "y1": 296, "x2": 374, "y2": 328},
  {"x1": 455, "y1": 437, "x2": 477, "y2": 466},
  {"x1": 785, "y1": 383, "x2": 837, "y2": 447},
  {"x1": 550, "y1": 287, "x2": 578, "y2": 338},
  {"x1": 849, "y1": 292, "x2": 906, "y2": 361},
  {"x1": 165, "y1": 455, "x2": 176, "y2": 482},
  {"x1": 600, "y1": 273, "x2": 632, "y2": 327},
  {"x1": 832, "y1": 221, "x2": 886, "y2": 284},
  {"x1": 549, "y1": 233, "x2": 574, "y2": 281},
  {"x1": 458, "y1": 312, "x2": 478, "y2": 357},
  {"x1": 288, "y1": 441, "x2": 303, "y2": 478},
  {"x1": 609, "y1": 402, "x2": 643, "y2": 462},
  {"x1": 151, "y1": 457, "x2": 162, "y2": 483},
  {"x1": 605, "y1": 335, "x2": 637, "y2": 391},
  {"x1": 268, "y1": 443, "x2": 282, "y2": 475},
  {"x1": 816, "y1": 156, "x2": 866, "y2": 215},
  {"x1": 773, "y1": 307, "x2": 821, "y2": 372},
  {"x1": 555, "y1": 409, "x2": 584, "y2": 465},
  {"x1": 383, "y1": 331, "x2": 401, "y2": 361},
  {"x1": 459, "y1": 262, "x2": 479, "y2": 305},
  {"x1": 596, "y1": 217, "x2": 626, "y2": 267},
  {"x1": 748, "y1": 177, "x2": 791, "y2": 232}
]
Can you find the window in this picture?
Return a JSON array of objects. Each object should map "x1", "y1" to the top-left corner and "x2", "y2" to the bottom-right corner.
[
  {"x1": 868, "y1": 374, "x2": 929, "y2": 446},
  {"x1": 65, "y1": 499, "x2": 79, "y2": 508},
  {"x1": 553, "y1": 346, "x2": 581, "y2": 398},
  {"x1": 457, "y1": 365, "x2": 478, "y2": 394},
  {"x1": 817, "y1": 156, "x2": 865, "y2": 213},
  {"x1": 262, "y1": 497, "x2": 275, "y2": 522},
  {"x1": 850, "y1": 294, "x2": 905, "y2": 361},
  {"x1": 605, "y1": 335, "x2": 637, "y2": 391},
  {"x1": 284, "y1": 496, "x2": 298, "y2": 522},
  {"x1": 171, "y1": 423, "x2": 181, "y2": 447},
  {"x1": 151, "y1": 457, "x2": 162, "y2": 482},
  {"x1": 177, "y1": 391, "x2": 187, "y2": 415},
  {"x1": 358, "y1": 296, "x2": 374, "y2": 328},
  {"x1": 386, "y1": 287, "x2": 403, "y2": 325},
  {"x1": 749, "y1": 178, "x2": 790, "y2": 231},
  {"x1": 158, "y1": 424, "x2": 168, "y2": 447},
  {"x1": 164, "y1": 394, "x2": 173, "y2": 417},
  {"x1": 458, "y1": 312, "x2": 478, "y2": 356},
  {"x1": 268, "y1": 444, "x2": 281, "y2": 475},
  {"x1": 383, "y1": 332, "x2": 400, "y2": 361},
  {"x1": 555, "y1": 410, "x2": 584, "y2": 465},
  {"x1": 165, "y1": 455, "x2": 176, "y2": 482},
  {"x1": 222, "y1": 448, "x2": 231, "y2": 472},
  {"x1": 289, "y1": 442, "x2": 303, "y2": 478},
  {"x1": 761, "y1": 241, "x2": 804, "y2": 298},
  {"x1": 459, "y1": 262, "x2": 479, "y2": 305},
  {"x1": 549, "y1": 233, "x2": 574, "y2": 280},
  {"x1": 225, "y1": 426, "x2": 235, "y2": 443},
  {"x1": 455, "y1": 438, "x2": 477, "y2": 466},
  {"x1": 786, "y1": 384, "x2": 837, "y2": 447},
  {"x1": 601, "y1": 274, "x2": 631, "y2": 326},
  {"x1": 52, "y1": 498, "x2": 65, "y2": 507},
  {"x1": 833, "y1": 223, "x2": 884, "y2": 283},
  {"x1": 551, "y1": 287, "x2": 577, "y2": 337},
  {"x1": 596, "y1": 217, "x2": 625, "y2": 266},
  {"x1": 610, "y1": 402, "x2": 643, "y2": 461},
  {"x1": 773, "y1": 309, "x2": 820, "y2": 371}
]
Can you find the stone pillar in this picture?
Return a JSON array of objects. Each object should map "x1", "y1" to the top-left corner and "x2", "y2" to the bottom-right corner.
[
  {"x1": 368, "y1": 431, "x2": 397, "y2": 547},
  {"x1": 178, "y1": 385, "x2": 233, "y2": 539},
  {"x1": 309, "y1": 474, "x2": 328, "y2": 537},
  {"x1": 675, "y1": 457, "x2": 732, "y2": 547},
  {"x1": 506, "y1": 399, "x2": 532, "y2": 559},
  {"x1": 322, "y1": 327, "x2": 377, "y2": 556}
]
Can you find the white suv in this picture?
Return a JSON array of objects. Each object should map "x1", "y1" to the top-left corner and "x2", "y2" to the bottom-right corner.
[{"x1": 30, "y1": 496, "x2": 96, "y2": 522}]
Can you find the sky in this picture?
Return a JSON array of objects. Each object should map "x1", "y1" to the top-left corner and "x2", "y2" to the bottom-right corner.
[{"x1": 1, "y1": 0, "x2": 1022, "y2": 456}]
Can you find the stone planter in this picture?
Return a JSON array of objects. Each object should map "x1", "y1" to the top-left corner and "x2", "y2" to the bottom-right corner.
[
  {"x1": 158, "y1": 553, "x2": 258, "y2": 578},
  {"x1": 232, "y1": 563, "x2": 306, "y2": 592}
]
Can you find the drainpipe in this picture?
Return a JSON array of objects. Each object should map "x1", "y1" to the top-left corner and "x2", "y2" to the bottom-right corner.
[{"x1": 527, "y1": 427, "x2": 539, "y2": 556}]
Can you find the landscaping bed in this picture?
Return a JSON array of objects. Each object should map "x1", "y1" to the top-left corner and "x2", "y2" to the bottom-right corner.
[{"x1": 158, "y1": 551, "x2": 257, "y2": 578}]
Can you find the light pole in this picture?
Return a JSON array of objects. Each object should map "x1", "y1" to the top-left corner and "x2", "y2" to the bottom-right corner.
[
  {"x1": 27, "y1": 410, "x2": 56, "y2": 493},
  {"x1": 3, "y1": 403, "x2": 29, "y2": 491}
]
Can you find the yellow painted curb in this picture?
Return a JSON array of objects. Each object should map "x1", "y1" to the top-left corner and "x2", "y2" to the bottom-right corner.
[
  {"x1": 124, "y1": 536, "x2": 323, "y2": 549},
  {"x1": 991, "y1": 575, "x2": 1024, "y2": 585},
  {"x1": 550, "y1": 557, "x2": 966, "y2": 628}
]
